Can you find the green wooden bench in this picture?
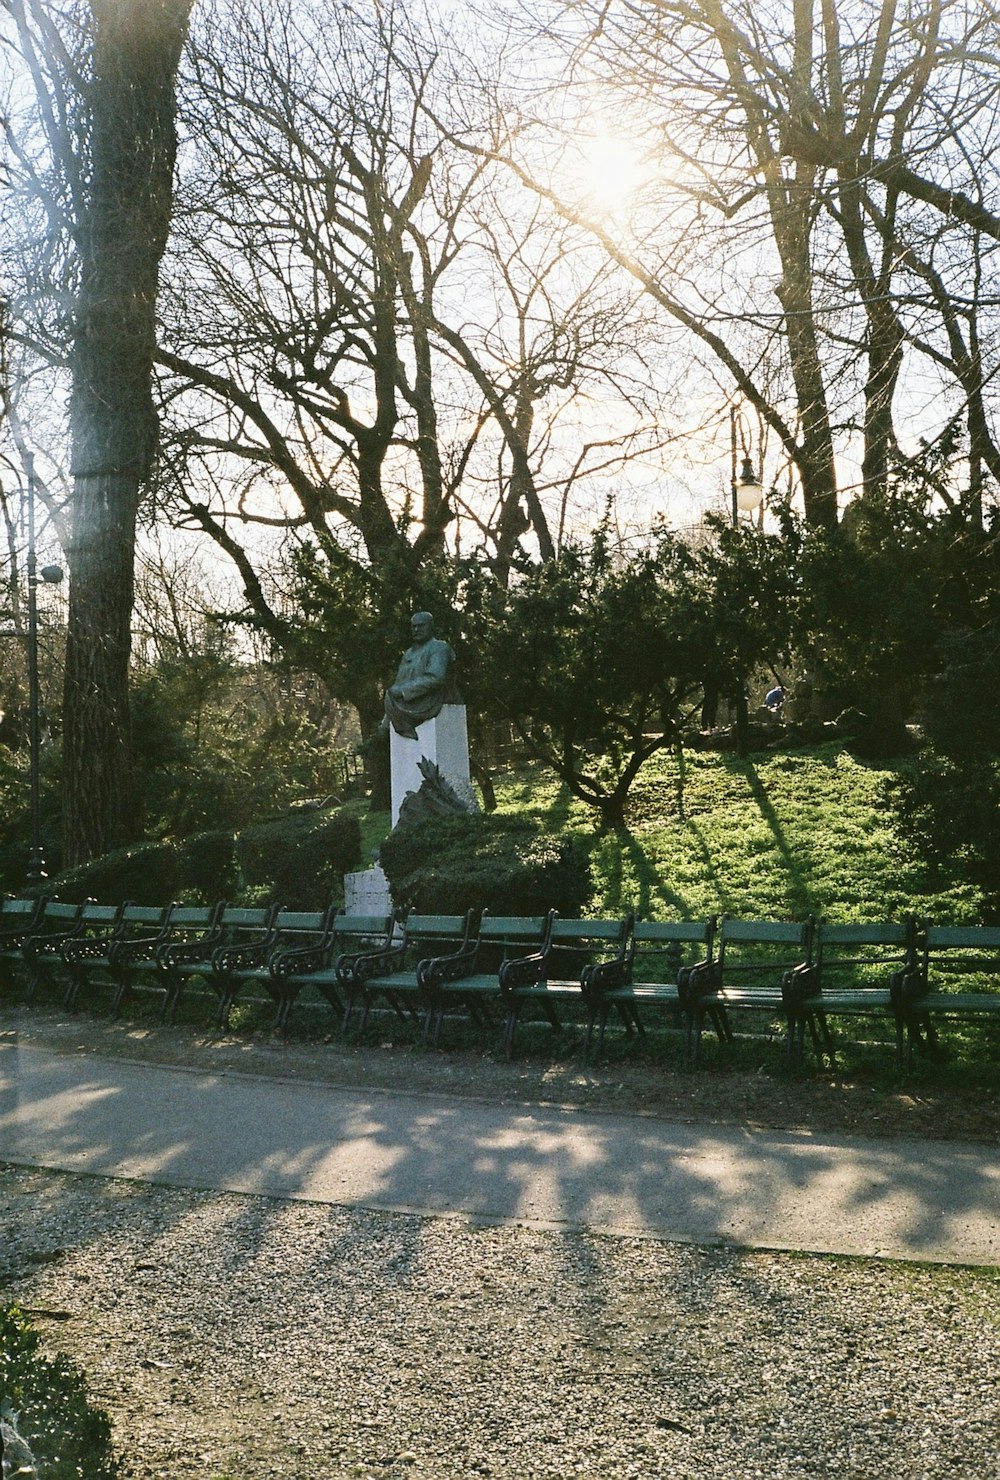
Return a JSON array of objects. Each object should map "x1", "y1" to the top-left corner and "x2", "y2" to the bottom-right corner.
[
  {"x1": 0, "y1": 896, "x2": 51, "y2": 991},
  {"x1": 207, "y1": 905, "x2": 338, "y2": 1030},
  {"x1": 155, "y1": 903, "x2": 281, "y2": 1027},
  {"x1": 335, "y1": 912, "x2": 479, "y2": 1038},
  {"x1": 151, "y1": 903, "x2": 230, "y2": 1023},
  {"x1": 498, "y1": 915, "x2": 634, "y2": 1057},
  {"x1": 894, "y1": 924, "x2": 1000, "y2": 1063},
  {"x1": 682, "y1": 916, "x2": 815, "y2": 1065},
  {"x1": 784, "y1": 918, "x2": 919, "y2": 1066},
  {"x1": 582, "y1": 917, "x2": 719, "y2": 1057},
  {"x1": 267, "y1": 909, "x2": 398, "y2": 1031},
  {"x1": 23, "y1": 901, "x2": 126, "y2": 1001},
  {"x1": 61, "y1": 902, "x2": 174, "y2": 1012},
  {"x1": 420, "y1": 912, "x2": 556, "y2": 1047},
  {"x1": 110, "y1": 902, "x2": 225, "y2": 1018}
]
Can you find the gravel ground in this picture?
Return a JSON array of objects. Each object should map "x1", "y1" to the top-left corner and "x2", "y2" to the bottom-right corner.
[{"x1": 3, "y1": 1162, "x2": 1000, "y2": 1480}]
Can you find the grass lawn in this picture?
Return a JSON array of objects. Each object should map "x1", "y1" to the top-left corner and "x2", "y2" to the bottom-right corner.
[{"x1": 494, "y1": 739, "x2": 983, "y2": 925}]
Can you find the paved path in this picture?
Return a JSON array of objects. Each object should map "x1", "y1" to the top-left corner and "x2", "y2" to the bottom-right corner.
[{"x1": 2, "y1": 1036, "x2": 998, "y2": 1264}]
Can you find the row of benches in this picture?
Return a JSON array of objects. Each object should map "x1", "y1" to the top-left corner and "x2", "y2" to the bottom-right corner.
[{"x1": 0, "y1": 895, "x2": 997, "y2": 1065}]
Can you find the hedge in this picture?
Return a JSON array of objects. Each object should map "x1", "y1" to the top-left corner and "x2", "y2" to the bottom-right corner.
[
  {"x1": 0, "y1": 1304, "x2": 121, "y2": 1479},
  {"x1": 378, "y1": 813, "x2": 592, "y2": 917}
]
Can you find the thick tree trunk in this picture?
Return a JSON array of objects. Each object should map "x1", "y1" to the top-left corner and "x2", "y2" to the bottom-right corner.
[{"x1": 63, "y1": 0, "x2": 192, "y2": 864}]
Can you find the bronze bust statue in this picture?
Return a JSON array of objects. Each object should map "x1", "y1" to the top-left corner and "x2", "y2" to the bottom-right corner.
[{"x1": 379, "y1": 612, "x2": 460, "y2": 740}]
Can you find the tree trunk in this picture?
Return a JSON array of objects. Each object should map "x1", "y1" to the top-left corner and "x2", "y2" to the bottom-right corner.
[{"x1": 63, "y1": 0, "x2": 192, "y2": 864}]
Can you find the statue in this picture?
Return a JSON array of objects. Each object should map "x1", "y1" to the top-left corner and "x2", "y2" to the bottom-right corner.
[
  {"x1": 378, "y1": 612, "x2": 461, "y2": 740},
  {"x1": 395, "y1": 757, "x2": 477, "y2": 828}
]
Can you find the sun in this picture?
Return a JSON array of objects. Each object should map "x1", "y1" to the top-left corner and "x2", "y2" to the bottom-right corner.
[{"x1": 576, "y1": 127, "x2": 650, "y2": 219}]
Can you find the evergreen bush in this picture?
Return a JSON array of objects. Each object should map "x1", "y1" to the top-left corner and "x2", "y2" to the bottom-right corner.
[
  {"x1": 0, "y1": 1304, "x2": 121, "y2": 1479},
  {"x1": 30, "y1": 840, "x2": 181, "y2": 904},
  {"x1": 379, "y1": 813, "x2": 592, "y2": 917},
  {"x1": 235, "y1": 810, "x2": 362, "y2": 907}
]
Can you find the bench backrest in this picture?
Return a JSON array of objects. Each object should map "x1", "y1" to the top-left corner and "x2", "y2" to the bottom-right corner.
[
  {"x1": 717, "y1": 915, "x2": 815, "y2": 975},
  {"x1": 270, "y1": 907, "x2": 335, "y2": 937},
  {"x1": 920, "y1": 923, "x2": 1000, "y2": 990},
  {"x1": 476, "y1": 911, "x2": 555, "y2": 967},
  {"x1": 630, "y1": 917, "x2": 718, "y2": 981},
  {"x1": 543, "y1": 915, "x2": 633, "y2": 976},
  {"x1": 76, "y1": 901, "x2": 129, "y2": 932},
  {"x1": 161, "y1": 902, "x2": 225, "y2": 932},
  {"x1": 0, "y1": 897, "x2": 48, "y2": 936},
  {"x1": 34, "y1": 900, "x2": 86, "y2": 930},
  {"x1": 328, "y1": 911, "x2": 397, "y2": 953},
  {"x1": 218, "y1": 904, "x2": 281, "y2": 933},
  {"x1": 816, "y1": 919, "x2": 917, "y2": 983},
  {"x1": 402, "y1": 912, "x2": 476, "y2": 952},
  {"x1": 119, "y1": 904, "x2": 168, "y2": 932}
]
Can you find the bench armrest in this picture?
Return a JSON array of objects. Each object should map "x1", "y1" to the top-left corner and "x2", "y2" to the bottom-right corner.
[
  {"x1": 157, "y1": 930, "x2": 224, "y2": 968},
  {"x1": 212, "y1": 933, "x2": 277, "y2": 973},
  {"x1": 270, "y1": 943, "x2": 328, "y2": 979},
  {"x1": 890, "y1": 965, "x2": 928, "y2": 1008},
  {"x1": 109, "y1": 931, "x2": 169, "y2": 968},
  {"x1": 418, "y1": 939, "x2": 481, "y2": 988},
  {"x1": 498, "y1": 950, "x2": 548, "y2": 993},
  {"x1": 337, "y1": 941, "x2": 408, "y2": 986},
  {"x1": 24, "y1": 925, "x2": 86, "y2": 959},
  {"x1": 580, "y1": 956, "x2": 632, "y2": 997},
  {"x1": 677, "y1": 957, "x2": 720, "y2": 1005},
  {"x1": 781, "y1": 962, "x2": 819, "y2": 1006}
]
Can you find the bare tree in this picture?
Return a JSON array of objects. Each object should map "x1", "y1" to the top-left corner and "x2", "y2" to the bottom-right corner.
[
  {"x1": 515, "y1": 0, "x2": 1000, "y2": 524},
  {"x1": 153, "y1": 0, "x2": 665, "y2": 730}
]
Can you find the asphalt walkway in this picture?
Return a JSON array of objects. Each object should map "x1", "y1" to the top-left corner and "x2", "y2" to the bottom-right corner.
[{"x1": 2, "y1": 1034, "x2": 998, "y2": 1265}]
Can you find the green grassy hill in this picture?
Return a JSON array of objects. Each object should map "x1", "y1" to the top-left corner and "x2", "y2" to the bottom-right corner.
[{"x1": 494, "y1": 741, "x2": 982, "y2": 925}]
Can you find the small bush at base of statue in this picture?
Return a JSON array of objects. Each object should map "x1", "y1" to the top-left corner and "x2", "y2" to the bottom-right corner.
[
  {"x1": 379, "y1": 814, "x2": 592, "y2": 917},
  {"x1": 0, "y1": 1304, "x2": 122, "y2": 1479}
]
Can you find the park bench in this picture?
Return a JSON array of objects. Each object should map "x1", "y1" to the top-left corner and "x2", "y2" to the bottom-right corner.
[
  {"x1": 0, "y1": 896, "x2": 50, "y2": 990},
  {"x1": 155, "y1": 903, "x2": 281, "y2": 1027},
  {"x1": 419, "y1": 911, "x2": 556, "y2": 1047},
  {"x1": 783, "y1": 918, "x2": 919, "y2": 1066},
  {"x1": 335, "y1": 912, "x2": 479, "y2": 1037},
  {"x1": 893, "y1": 924, "x2": 1000, "y2": 1064},
  {"x1": 204, "y1": 905, "x2": 338, "y2": 1030},
  {"x1": 581, "y1": 916, "x2": 719, "y2": 1057},
  {"x1": 267, "y1": 909, "x2": 398, "y2": 1031},
  {"x1": 498, "y1": 914, "x2": 634, "y2": 1057},
  {"x1": 23, "y1": 900, "x2": 126, "y2": 1001},
  {"x1": 681, "y1": 916, "x2": 815, "y2": 1065},
  {"x1": 106, "y1": 901, "x2": 227, "y2": 1018},
  {"x1": 61, "y1": 902, "x2": 175, "y2": 1012}
]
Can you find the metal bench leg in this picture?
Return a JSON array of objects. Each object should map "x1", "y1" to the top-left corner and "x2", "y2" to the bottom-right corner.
[
  {"x1": 160, "y1": 973, "x2": 182, "y2": 1025},
  {"x1": 64, "y1": 973, "x2": 82, "y2": 1012},
  {"x1": 111, "y1": 974, "x2": 130, "y2": 1018},
  {"x1": 502, "y1": 1003, "x2": 519, "y2": 1058}
]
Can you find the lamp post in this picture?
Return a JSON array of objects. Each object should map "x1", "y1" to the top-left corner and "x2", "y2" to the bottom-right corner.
[
  {"x1": 24, "y1": 453, "x2": 64, "y2": 884},
  {"x1": 727, "y1": 409, "x2": 764, "y2": 755},
  {"x1": 730, "y1": 406, "x2": 763, "y2": 526}
]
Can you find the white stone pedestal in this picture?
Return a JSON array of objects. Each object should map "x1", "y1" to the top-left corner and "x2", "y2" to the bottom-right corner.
[
  {"x1": 343, "y1": 864, "x2": 393, "y2": 917},
  {"x1": 390, "y1": 704, "x2": 474, "y2": 826}
]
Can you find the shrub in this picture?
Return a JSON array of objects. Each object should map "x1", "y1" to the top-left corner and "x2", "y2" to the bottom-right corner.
[
  {"x1": 235, "y1": 810, "x2": 362, "y2": 908},
  {"x1": 176, "y1": 829, "x2": 240, "y2": 900},
  {"x1": 29, "y1": 840, "x2": 181, "y2": 904},
  {"x1": 379, "y1": 813, "x2": 592, "y2": 917},
  {"x1": 0, "y1": 1304, "x2": 121, "y2": 1479}
]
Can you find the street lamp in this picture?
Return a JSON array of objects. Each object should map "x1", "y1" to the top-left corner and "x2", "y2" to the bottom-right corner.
[
  {"x1": 24, "y1": 453, "x2": 64, "y2": 884},
  {"x1": 730, "y1": 407, "x2": 763, "y2": 525}
]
